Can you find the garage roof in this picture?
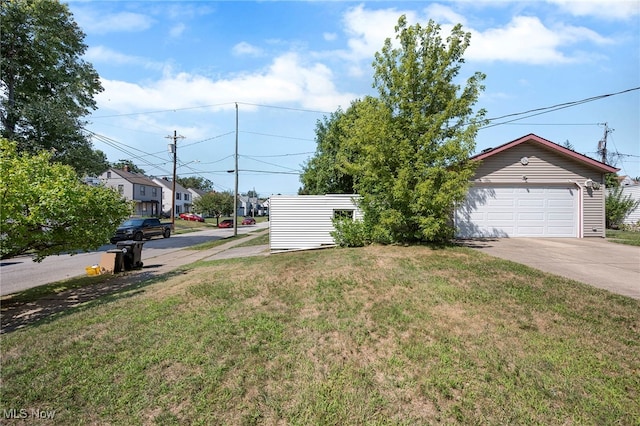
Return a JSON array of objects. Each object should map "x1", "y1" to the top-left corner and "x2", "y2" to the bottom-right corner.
[{"x1": 473, "y1": 134, "x2": 619, "y2": 173}]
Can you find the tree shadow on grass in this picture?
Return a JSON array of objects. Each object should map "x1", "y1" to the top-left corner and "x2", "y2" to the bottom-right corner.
[{"x1": 0, "y1": 266, "x2": 187, "y2": 334}]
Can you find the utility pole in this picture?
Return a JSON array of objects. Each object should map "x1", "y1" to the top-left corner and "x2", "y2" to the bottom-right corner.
[
  {"x1": 597, "y1": 122, "x2": 614, "y2": 164},
  {"x1": 234, "y1": 103, "x2": 239, "y2": 237},
  {"x1": 166, "y1": 130, "x2": 185, "y2": 227}
]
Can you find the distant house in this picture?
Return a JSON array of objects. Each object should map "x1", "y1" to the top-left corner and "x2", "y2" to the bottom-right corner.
[
  {"x1": 152, "y1": 178, "x2": 191, "y2": 217},
  {"x1": 618, "y1": 175, "x2": 637, "y2": 187},
  {"x1": 99, "y1": 168, "x2": 162, "y2": 216},
  {"x1": 237, "y1": 194, "x2": 259, "y2": 217},
  {"x1": 187, "y1": 188, "x2": 207, "y2": 207}
]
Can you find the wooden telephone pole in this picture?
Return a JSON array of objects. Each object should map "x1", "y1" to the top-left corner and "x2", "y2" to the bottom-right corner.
[
  {"x1": 166, "y1": 130, "x2": 185, "y2": 226},
  {"x1": 597, "y1": 123, "x2": 613, "y2": 164}
]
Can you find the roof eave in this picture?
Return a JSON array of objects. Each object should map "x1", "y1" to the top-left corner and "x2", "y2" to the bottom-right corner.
[{"x1": 472, "y1": 134, "x2": 619, "y2": 173}]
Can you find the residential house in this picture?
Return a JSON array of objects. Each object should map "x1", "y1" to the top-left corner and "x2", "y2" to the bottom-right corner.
[
  {"x1": 237, "y1": 194, "x2": 259, "y2": 217},
  {"x1": 99, "y1": 168, "x2": 162, "y2": 217},
  {"x1": 152, "y1": 177, "x2": 191, "y2": 217},
  {"x1": 187, "y1": 188, "x2": 207, "y2": 212}
]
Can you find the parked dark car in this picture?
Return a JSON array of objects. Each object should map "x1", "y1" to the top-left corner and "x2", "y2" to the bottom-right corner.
[
  {"x1": 218, "y1": 219, "x2": 234, "y2": 228},
  {"x1": 110, "y1": 218, "x2": 171, "y2": 243},
  {"x1": 242, "y1": 217, "x2": 256, "y2": 225},
  {"x1": 179, "y1": 212, "x2": 205, "y2": 222}
]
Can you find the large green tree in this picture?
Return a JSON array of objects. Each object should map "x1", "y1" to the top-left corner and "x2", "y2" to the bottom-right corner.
[
  {"x1": 353, "y1": 16, "x2": 486, "y2": 243},
  {"x1": 1, "y1": 139, "x2": 131, "y2": 261},
  {"x1": 0, "y1": 0, "x2": 107, "y2": 176},
  {"x1": 192, "y1": 191, "x2": 234, "y2": 224},
  {"x1": 111, "y1": 160, "x2": 146, "y2": 175},
  {"x1": 299, "y1": 107, "x2": 356, "y2": 195},
  {"x1": 176, "y1": 176, "x2": 214, "y2": 192}
]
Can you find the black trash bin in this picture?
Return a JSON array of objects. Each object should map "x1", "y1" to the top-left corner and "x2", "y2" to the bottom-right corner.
[
  {"x1": 106, "y1": 249, "x2": 126, "y2": 273},
  {"x1": 116, "y1": 240, "x2": 144, "y2": 270}
]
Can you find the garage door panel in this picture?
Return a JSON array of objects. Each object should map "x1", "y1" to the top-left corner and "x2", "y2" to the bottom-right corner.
[
  {"x1": 456, "y1": 186, "x2": 577, "y2": 238},
  {"x1": 548, "y1": 199, "x2": 574, "y2": 208},
  {"x1": 518, "y1": 212, "x2": 545, "y2": 220},
  {"x1": 487, "y1": 212, "x2": 514, "y2": 220},
  {"x1": 548, "y1": 212, "x2": 573, "y2": 220},
  {"x1": 517, "y1": 225, "x2": 545, "y2": 236}
]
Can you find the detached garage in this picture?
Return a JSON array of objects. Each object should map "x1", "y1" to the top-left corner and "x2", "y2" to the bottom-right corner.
[{"x1": 455, "y1": 134, "x2": 618, "y2": 238}]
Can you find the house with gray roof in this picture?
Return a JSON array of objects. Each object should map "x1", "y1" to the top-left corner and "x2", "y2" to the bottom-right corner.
[{"x1": 99, "y1": 168, "x2": 162, "y2": 217}]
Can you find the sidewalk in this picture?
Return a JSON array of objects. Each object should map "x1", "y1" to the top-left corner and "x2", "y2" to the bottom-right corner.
[
  {"x1": 1, "y1": 230, "x2": 270, "y2": 334},
  {"x1": 133, "y1": 229, "x2": 270, "y2": 274}
]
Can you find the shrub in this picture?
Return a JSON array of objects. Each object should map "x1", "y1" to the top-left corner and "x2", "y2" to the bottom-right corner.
[
  {"x1": 331, "y1": 218, "x2": 371, "y2": 247},
  {"x1": 605, "y1": 187, "x2": 640, "y2": 229}
]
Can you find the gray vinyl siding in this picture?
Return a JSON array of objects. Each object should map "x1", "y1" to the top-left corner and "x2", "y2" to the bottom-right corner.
[
  {"x1": 619, "y1": 186, "x2": 640, "y2": 225},
  {"x1": 473, "y1": 142, "x2": 607, "y2": 237},
  {"x1": 101, "y1": 174, "x2": 134, "y2": 199},
  {"x1": 270, "y1": 194, "x2": 362, "y2": 252}
]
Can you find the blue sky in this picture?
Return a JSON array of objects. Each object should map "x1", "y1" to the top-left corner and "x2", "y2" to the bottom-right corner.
[{"x1": 69, "y1": 1, "x2": 640, "y2": 196}]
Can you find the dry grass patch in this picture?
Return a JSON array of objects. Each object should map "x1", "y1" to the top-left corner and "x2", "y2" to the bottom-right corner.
[{"x1": 1, "y1": 245, "x2": 638, "y2": 425}]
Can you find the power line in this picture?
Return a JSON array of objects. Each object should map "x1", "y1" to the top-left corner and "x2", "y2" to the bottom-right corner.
[
  {"x1": 240, "y1": 130, "x2": 315, "y2": 142},
  {"x1": 236, "y1": 102, "x2": 331, "y2": 115},
  {"x1": 91, "y1": 102, "x2": 236, "y2": 119},
  {"x1": 480, "y1": 87, "x2": 640, "y2": 129},
  {"x1": 244, "y1": 151, "x2": 315, "y2": 158},
  {"x1": 180, "y1": 131, "x2": 236, "y2": 149},
  {"x1": 494, "y1": 122, "x2": 601, "y2": 126},
  {"x1": 240, "y1": 155, "x2": 302, "y2": 172}
]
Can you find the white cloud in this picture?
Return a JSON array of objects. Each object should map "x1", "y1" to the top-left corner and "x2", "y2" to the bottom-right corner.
[
  {"x1": 339, "y1": 5, "x2": 613, "y2": 66},
  {"x1": 424, "y1": 3, "x2": 467, "y2": 25},
  {"x1": 342, "y1": 5, "x2": 415, "y2": 61},
  {"x1": 548, "y1": 0, "x2": 640, "y2": 20},
  {"x1": 96, "y1": 53, "x2": 358, "y2": 114},
  {"x1": 323, "y1": 32, "x2": 338, "y2": 42},
  {"x1": 467, "y1": 16, "x2": 612, "y2": 64},
  {"x1": 232, "y1": 42, "x2": 264, "y2": 57},
  {"x1": 73, "y1": 9, "x2": 154, "y2": 34},
  {"x1": 85, "y1": 46, "x2": 165, "y2": 70},
  {"x1": 169, "y1": 23, "x2": 186, "y2": 38}
]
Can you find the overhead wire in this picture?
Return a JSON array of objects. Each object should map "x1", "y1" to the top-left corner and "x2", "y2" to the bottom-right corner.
[
  {"x1": 83, "y1": 88, "x2": 638, "y2": 183},
  {"x1": 479, "y1": 87, "x2": 639, "y2": 129}
]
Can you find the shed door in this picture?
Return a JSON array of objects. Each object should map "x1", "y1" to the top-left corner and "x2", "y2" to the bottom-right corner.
[{"x1": 455, "y1": 186, "x2": 577, "y2": 238}]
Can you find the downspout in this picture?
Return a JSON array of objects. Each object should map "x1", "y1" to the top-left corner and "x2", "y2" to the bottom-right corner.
[{"x1": 568, "y1": 181, "x2": 583, "y2": 238}]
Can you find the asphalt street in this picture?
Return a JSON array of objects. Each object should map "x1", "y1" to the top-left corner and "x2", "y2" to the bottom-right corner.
[{"x1": 0, "y1": 222, "x2": 269, "y2": 296}]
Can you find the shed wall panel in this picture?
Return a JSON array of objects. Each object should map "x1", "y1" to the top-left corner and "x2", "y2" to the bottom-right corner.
[
  {"x1": 270, "y1": 195, "x2": 361, "y2": 251},
  {"x1": 615, "y1": 186, "x2": 640, "y2": 225}
]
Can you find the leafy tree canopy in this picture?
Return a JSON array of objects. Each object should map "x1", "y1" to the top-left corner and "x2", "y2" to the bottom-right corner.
[
  {"x1": 0, "y1": 0, "x2": 107, "y2": 176},
  {"x1": 192, "y1": 191, "x2": 234, "y2": 221},
  {"x1": 301, "y1": 16, "x2": 486, "y2": 244},
  {"x1": 299, "y1": 107, "x2": 357, "y2": 195},
  {"x1": 605, "y1": 186, "x2": 640, "y2": 229},
  {"x1": 1, "y1": 139, "x2": 131, "y2": 261},
  {"x1": 111, "y1": 160, "x2": 145, "y2": 175},
  {"x1": 176, "y1": 176, "x2": 214, "y2": 192}
]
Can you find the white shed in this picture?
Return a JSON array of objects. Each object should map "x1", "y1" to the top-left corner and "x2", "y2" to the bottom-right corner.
[
  {"x1": 269, "y1": 194, "x2": 362, "y2": 252},
  {"x1": 620, "y1": 185, "x2": 640, "y2": 225}
]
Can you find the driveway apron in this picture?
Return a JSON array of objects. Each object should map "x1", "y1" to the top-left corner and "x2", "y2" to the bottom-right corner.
[{"x1": 463, "y1": 238, "x2": 640, "y2": 300}]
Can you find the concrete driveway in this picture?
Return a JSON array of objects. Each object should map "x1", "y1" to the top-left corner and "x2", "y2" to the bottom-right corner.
[{"x1": 462, "y1": 238, "x2": 640, "y2": 300}]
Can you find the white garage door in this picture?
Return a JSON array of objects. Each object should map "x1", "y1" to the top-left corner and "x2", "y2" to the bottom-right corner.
[{"x1": 455, "y1": 186, "x2": 577, "y2": 238}]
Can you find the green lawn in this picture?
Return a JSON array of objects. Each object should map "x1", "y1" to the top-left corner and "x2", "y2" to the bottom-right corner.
[
  {"x1": 606, "y1": 229, "x2": 640, "y2": 246},
  {"x1": 1, "y1": 245, "x2": 638, "y2": 424}
]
